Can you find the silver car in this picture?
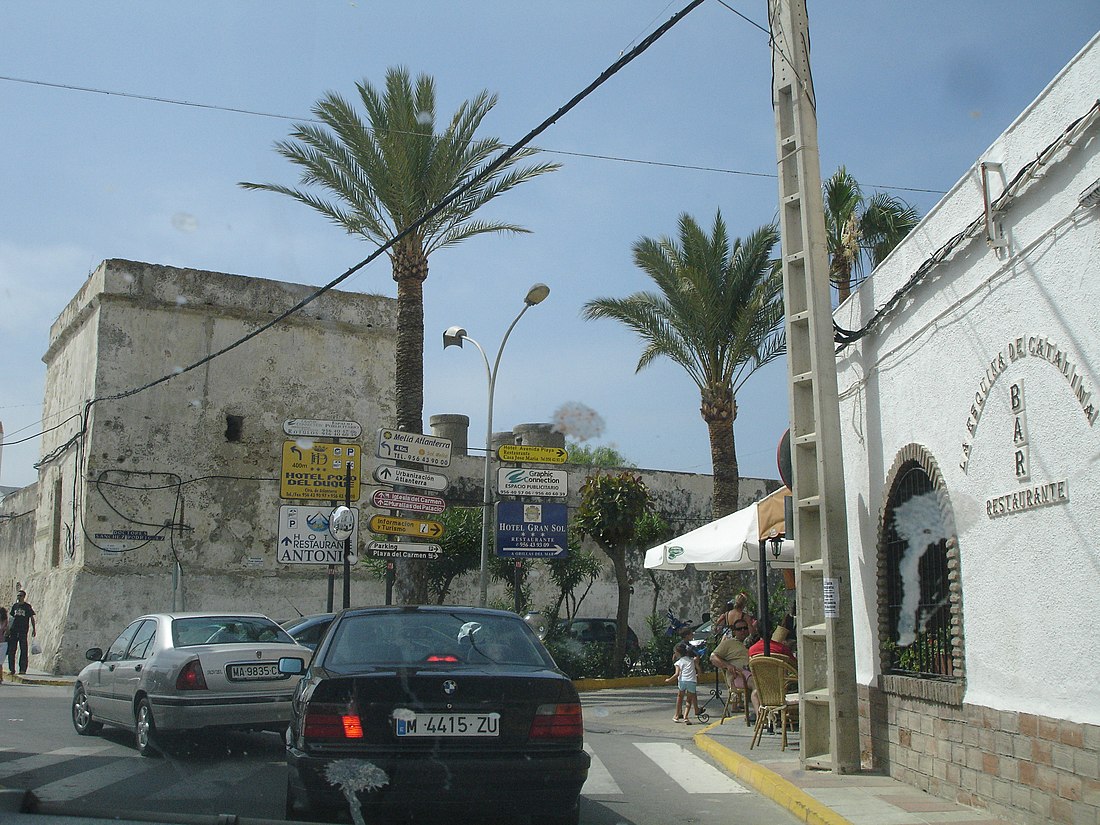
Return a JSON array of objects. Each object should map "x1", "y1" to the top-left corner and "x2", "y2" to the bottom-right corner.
[{"x1": 72, "y1": 612, "x2": 308, "y2": 756}]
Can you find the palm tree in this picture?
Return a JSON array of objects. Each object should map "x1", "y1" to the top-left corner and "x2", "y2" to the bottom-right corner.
[
  {"x1": 241, "y1": 68, "x2": 557, "y2": 606},
  {"x1": 582, "y1": 212, "x2": 782, "y2": 615},
  {"x1": 824, "y1": 166, "x2": 920, "y2": 301},
  {"x1": 582, "y1": 212, "x2": 783, "y2": 522},
  {"x1": 241, "y1": 67, "x2": 559, "y2": 437}
]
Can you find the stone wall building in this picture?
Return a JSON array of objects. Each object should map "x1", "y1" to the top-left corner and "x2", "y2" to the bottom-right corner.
[
  {"x1": 0, "y1": 258, "x2": 778, "y2": 674},
  {"x1": 835, "y1": 34, "x2": 1099, "y2": 824}
]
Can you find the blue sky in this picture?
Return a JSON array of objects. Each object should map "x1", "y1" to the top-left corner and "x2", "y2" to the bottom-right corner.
[{"x1": 2, "y1": 2, "x2": 1098, "y2": 490}]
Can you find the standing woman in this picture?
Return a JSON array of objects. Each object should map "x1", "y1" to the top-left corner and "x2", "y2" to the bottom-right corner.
[
  {"x1": 0, "y1": 607, "x2": 8, "y2": 685},
  {"x1": 717, "y1": 592, "x2": 757, "y2": 640}
]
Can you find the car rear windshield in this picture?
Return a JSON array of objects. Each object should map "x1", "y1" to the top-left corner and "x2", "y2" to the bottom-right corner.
[
  {"x1": 321, "y1": 611, "x2": 554, "y2": 673},
  {"x1": 172, "y1": 616, "x2": 296, "y2": 647}
]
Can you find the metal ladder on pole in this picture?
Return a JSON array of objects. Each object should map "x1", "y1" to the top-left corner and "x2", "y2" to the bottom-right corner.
[{"x1": 768, "y1": 0, "x2": 860, "y2": 772}]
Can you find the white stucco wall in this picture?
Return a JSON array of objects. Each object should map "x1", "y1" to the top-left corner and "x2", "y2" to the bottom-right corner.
[{"x1": 836, "y1": 35, "x2": 1100, "y2": 723}]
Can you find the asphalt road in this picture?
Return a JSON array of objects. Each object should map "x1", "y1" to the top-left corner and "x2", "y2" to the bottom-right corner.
[{"x1": 0, "y1": 683, "x2": 799, "y2": 825}]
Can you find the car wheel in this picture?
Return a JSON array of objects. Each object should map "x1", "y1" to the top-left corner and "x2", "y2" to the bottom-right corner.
[
  {"x1": 71, "y1": 685, "x2": 103, "y2": 736},
  {"x1": 531, "y1": 802, "x2": 581, "y2": 825},
  {"x1": 134, "y1": 697, "x2": 164, "y2": 758}
]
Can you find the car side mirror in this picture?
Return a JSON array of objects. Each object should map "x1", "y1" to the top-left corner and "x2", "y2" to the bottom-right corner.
[
  {"x1": 86, "y1": 647, "x2": 103, "y2": 661},
  {"x1": 279, "y1": 656, "x2": 305, "y2": 675}
]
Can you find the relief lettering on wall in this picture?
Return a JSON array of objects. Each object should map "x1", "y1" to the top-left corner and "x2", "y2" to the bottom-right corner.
[{"x1": 959, "y1": 336, "x2": 1096, "y2": 474}]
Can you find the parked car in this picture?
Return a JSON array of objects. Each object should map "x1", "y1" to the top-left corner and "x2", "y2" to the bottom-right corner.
[
  {"x1": 555, "y1": 617, "x2": 641, "y2": 659},
  {"x1": 72, "y1": 612, "x2": 308, "y2": 756},
  {"x1": 281, "y1": 605, "x2": 590, "y2": 824},
  {"x1": 281, "y1": 612, "x2": 335, "y2": 651}
]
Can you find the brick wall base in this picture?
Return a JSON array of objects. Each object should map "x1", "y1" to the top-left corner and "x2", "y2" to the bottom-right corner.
[{"x1": 860, "y1": 680, "x2": 1100, "y2": 825}]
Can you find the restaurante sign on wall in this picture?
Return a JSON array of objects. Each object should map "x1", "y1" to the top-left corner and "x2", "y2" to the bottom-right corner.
[{"x1": 959, "y1": 335, "x2": 1096, "y2": 474}]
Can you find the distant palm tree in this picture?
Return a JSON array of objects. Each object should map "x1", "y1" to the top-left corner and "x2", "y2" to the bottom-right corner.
[
  {"x1": 241, "y1": 67, "x2": 558, "y2": 605},
  {"x1": 582, "y1": 212, "x2": 783, "y2": 521},
  {"x1": 824, "y1": 166, "x2": 920, "y2": 301},
  {"x1": 241, "y1": 66, "x2": 559, "y2": 437}
]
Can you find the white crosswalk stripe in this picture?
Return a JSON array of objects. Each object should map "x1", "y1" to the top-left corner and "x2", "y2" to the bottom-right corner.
[
  {"x1": 0, "y1": 745, "x2": 121, "y2": 780},
  {"x1": 33, "y1": 759, "x2": 150, "y2": 803},
  {"x1": 581, "y1": 743, "x2": 622, "y2": 795},
  {"x1": 634, "y1": 742, "x2": 750, "y2": 794},
  {"x1": 147, "y1": 760, "x2": 271, "y2": 800}
]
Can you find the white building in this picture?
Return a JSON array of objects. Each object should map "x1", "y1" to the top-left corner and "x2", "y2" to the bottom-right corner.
[{"x1": 837, "y1": 33, "x2": 1099, "y2": 824}]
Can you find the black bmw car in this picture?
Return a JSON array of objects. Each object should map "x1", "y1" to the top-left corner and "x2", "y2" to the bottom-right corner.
[{"x1": 280, "y1": 605, "x2": 590, "y2": 824}]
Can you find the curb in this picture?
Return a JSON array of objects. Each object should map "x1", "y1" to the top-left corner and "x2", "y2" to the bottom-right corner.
[
  {"x1": 694, "y1": 727, "x2": 854, "y2": 825},
  {"x1": 8, "y1": 673, "x2": 74, "y2": 687},
  {"x1": 572, "y1": 675, "x2": 668, "y2": 691}
]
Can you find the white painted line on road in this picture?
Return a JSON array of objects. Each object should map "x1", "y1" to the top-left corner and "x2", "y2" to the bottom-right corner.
[
  {"x1": 148, "y1": 760, "x2": 262, "y2": 800},
  {"x1": 0, "y1": 746, "x2": 121, "y2": 780},
  {"x1": 634, "y1": 742, "x2": 750, "y2": 794},
  {"x1": 32, "y1": 759, "x2": 150, "y2": 803},
  {"x1": 581, "y1": 743, "x2": 622, "y2": 796}
]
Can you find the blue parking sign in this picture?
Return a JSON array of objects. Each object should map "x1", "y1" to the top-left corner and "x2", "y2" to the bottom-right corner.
[{"x1": 495, "y1": 502, "x2": 568, "y2": 559}]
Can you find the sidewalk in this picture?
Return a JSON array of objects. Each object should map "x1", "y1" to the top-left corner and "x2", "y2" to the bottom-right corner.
[
  {"x1": 578, "y1": 680, "x2": 1020, "y2": 825},
  {"x1": 13, "y1": 672, "x2": 1019, "y2": 825}
]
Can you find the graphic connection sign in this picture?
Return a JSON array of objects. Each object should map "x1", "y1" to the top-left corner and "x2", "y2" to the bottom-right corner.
[
  {"x1": 495, "y1": 501, "x2": 568, "y2": 559},
  {"x1": 497, "y1": 444, "x2": 568, "y2": 464},
  {"x1": 277, "y1": 506, "x2": 358, "y2": 565},
  {"x1": 280, "y1": 441, "x2": 361, "y2": 500},
  {"x1": 376, "y1": 428, "x2": 452, "y2": 467},
  {"x1": 497, "y1": 467, "x2": 568, "y2": 498}
]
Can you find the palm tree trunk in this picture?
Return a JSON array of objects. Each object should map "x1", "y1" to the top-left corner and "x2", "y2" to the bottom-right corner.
[
  {"x1": 702, "y1": 388, "x2": 750, "y2": 617},
  {"x1": 392, "y1": 245, "x2": 429, "y2": 604}
]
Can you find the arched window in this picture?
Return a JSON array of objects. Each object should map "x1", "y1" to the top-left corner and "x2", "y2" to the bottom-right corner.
[{"x1": 878, "y1": 448, "x2": 963, "y2": 681}]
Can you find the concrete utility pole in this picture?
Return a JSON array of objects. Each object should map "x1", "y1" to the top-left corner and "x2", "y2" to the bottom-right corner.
[{"x1": 768, "y1": 0, "x2": 860, "y2": 772}]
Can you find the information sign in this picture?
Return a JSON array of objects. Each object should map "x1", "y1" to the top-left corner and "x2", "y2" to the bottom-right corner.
[
  {"x1": 497, "y1": 467, "x2": 568, "y2": 498},
  {"x1": 372, "y1": 489, "x2": 447, "y2": 514},
  {"x1": 495, "y1": 501, "x2": 568, "y2": 558},
  {"x1": 372, "y1": 464, "x2": 448, "y2": 492},
  {"x1": 368, "y1": 514, "x2": 445, "y2": 539},
  {"x1": 367, "y1": 541, "x2": 442, "y2": 559},
  {"x1": 497, "y1": 444, "x2": 568, "y2": 464},
  {"x1": 277, "y1": 505, "x2": 358, "y2": 565},
  {"x1": 280, "y1": 441, "x2": 361, "y2": 500},
  {"x1": 376, "y1": 428, "x2": 452, "y2": 467},
  {"x1": 283, "y1": 419, "x2": 362, "y2": 439}
]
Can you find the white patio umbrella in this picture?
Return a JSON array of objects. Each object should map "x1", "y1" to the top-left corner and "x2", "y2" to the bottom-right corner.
[{"x1": 644, "y1": 487, "x2": 795, "y2": 571}]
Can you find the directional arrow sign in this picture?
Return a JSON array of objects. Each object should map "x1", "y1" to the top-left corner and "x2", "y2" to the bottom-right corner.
[
  {"x1": 367, "y1": 541, "x2": 442, "y2": 559},
  {"x1": 368, "y1": 514, "x2": 445, "y2": 539},
  {"x1": 372, "y1": 465, "x2": 448, "y2": 492},
  {"x1": 371, "y1": 489, "x2": 447, "y2": 514},
  {"x1": 376, "y1": 428, "x2": 452, "y2": 467},
  {"x1": 497, "y1": 444, "x2": 568, "y2": 464}
]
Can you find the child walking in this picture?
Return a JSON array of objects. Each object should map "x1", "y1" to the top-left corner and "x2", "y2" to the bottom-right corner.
[{"x1": 665, "y1": 642, "x2": 700, "y2": 724}]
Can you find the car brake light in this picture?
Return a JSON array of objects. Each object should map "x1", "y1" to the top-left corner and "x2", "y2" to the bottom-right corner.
[
  {"x1": 529, "y1": 703, "x2": 583, "y2": 739},
  {"x1": 176, "y1": 659, "x2": 208, "y2": 691},
  {"x1": 426, "y1": 654, "x2": 459, "y2": 663},
  {"x1": 304, "y1": 702, "x2": 364, "y2": 740}
]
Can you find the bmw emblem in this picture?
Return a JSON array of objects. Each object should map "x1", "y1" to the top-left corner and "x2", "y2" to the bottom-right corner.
[{"x1": 442, "y1": 680, "x2": 457, "y2": 695}]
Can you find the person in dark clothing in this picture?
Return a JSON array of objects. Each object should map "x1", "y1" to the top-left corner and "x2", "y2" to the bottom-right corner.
[{"x1": 7, "y1": 590, "x2": 36, "y2": 675}]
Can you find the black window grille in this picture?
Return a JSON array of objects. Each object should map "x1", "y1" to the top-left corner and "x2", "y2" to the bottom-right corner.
[{"x1": 882, "y1": 462, "x2": 954, "y2": 677}]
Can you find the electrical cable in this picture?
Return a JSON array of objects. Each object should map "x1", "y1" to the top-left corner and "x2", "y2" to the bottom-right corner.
[{"x1": 2, "y1": 413, "x2": 83, "y2": 446}]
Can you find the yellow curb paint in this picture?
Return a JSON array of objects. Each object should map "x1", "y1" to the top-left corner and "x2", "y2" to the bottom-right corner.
[
  {"x1": 572, "y1": 675, "x2": 668, "y2": 691},
  {"x1": 694, "y1": 732, "x2": 855, "y2": 825}
]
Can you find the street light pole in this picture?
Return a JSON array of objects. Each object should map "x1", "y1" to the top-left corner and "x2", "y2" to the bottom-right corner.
[{"x1": 444, "y1": 283, "x2": 550, "y2": 608}]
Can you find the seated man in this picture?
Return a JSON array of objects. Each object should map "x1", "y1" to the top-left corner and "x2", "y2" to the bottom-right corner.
[{"x1": 709, "y1": 620, "x2": 754, "y2": 719}]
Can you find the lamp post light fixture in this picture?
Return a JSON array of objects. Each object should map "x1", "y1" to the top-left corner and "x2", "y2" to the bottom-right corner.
[{"x1": 443, "y1": 283, "x2": 550, "y2": 607}]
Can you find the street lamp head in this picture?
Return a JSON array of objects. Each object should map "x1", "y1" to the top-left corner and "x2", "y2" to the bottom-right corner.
[
  {"x1": 443, "y1": 326, "x2": 468, "y2": 349},
  {"x1": 524, "y1": 283, "x2": 550, "y2": 306}
]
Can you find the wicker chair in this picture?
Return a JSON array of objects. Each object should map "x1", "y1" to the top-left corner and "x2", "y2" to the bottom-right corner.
[
  {"x1": 747, "y1": 655, "x2": 799, "y2": 750},
  {"x1": 720, "y1": 667, "x2": 752, "y2": 726}
]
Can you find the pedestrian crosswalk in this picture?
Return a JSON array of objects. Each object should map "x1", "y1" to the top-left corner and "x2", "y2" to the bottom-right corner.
[{"x1": 1, "y1": 737, "x2": 749, "y2": 810}]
